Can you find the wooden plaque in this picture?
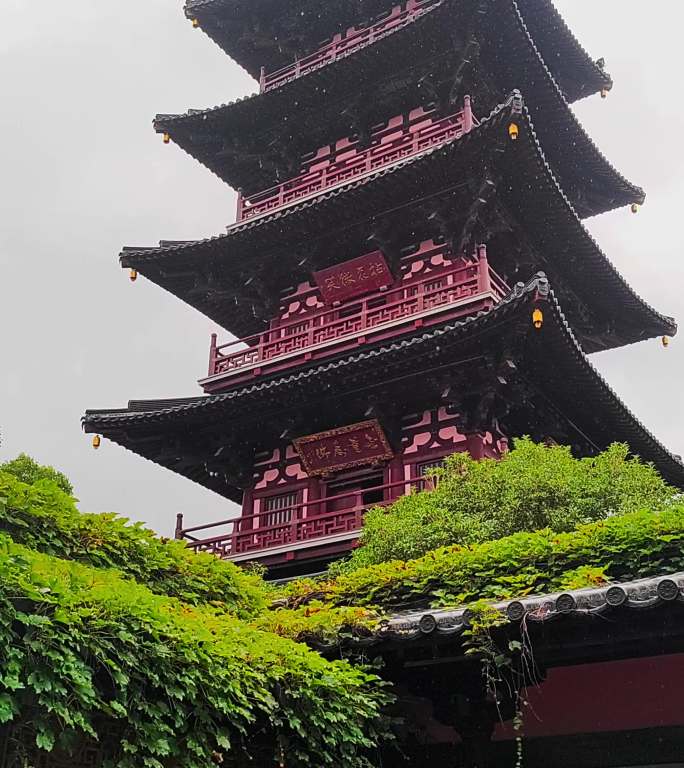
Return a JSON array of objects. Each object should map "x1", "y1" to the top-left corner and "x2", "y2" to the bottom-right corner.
[
  {"x1": 313, "y1": 251, "x2": 393, "y2": 305},
  {"x1": 294, "y1": 420, "x2": 394, "y2": 476}
]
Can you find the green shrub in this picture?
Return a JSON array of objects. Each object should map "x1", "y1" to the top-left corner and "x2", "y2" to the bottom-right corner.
[
  {"x1": 337, "y1": 440, "x2": 675, "y2": 572},
  {"x1": 0, "y1": 453, "x2": 73, "y2": 495},
  {"x1": 0, "y1": 535, "x2": 390, "y2": 768},
  {"x1": 284, "y1": 506, "x2": 684, "y2": 611},
  {"x1": 0, "y1": 471, "x2": 269, "y2": 618}
]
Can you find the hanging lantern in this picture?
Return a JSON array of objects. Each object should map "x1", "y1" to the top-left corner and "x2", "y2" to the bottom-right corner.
[
  {"x1": 532, "y1": 308, "x2": 544, "y2": 330},
  {"x1": 129, "y1": 269, "x2": 138, "y2": 282},
  {"x1": 508, "y1": 122, "x2": 519, "y2": 141},
  {"x1": 92, "y1": 435, "x2": 102, "y2": 450},
  {"x1": 192, "y1": 18, "x2": 200, "y2": 28},
  {"x1": 662, "y1": 336, "x2": 670, "y2": 348},
  {"x1": 163, "y1": 132, "x2": 171, "y2": 145},
  {"x1": 601, "y1": 88, "x2": 609, "y2": 99},
  {"x1": 631, "y1": 203, "x2": 640, "y2": 214}
]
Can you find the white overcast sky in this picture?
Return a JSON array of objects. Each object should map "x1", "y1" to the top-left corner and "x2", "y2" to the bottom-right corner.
[{"x1": 1, "y1": 1, "x2": 682, "y2": 537}]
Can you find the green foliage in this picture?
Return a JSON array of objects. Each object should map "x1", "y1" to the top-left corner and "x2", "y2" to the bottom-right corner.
[
  {"x1": 336, "y1": 440, "x2": 675, "y2": 572},
  {"x1": 0, "y1": 453, "x2": 73, "y2": 495},
  {"x1": 253, "y1": 602, "x2": 382, "y2": 644},
  {"x1": 282, "y1": 506, "x2": 684, "y2": 611},
  {"x1": 0, "y1": 535, "x2": 391, "y2": 768},
  {"x1": 0, "y1": 470, "x2": 269, "y2": 618}
]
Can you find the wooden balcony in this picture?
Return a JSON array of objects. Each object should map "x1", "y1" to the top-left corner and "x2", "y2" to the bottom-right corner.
[
  {"x1": 201, "y1": 248, "x2": 510, "y2": 392},
  {"x1": 236, "y1": 97, "x2": 477, "y2": 222},
  {"x1": 176, "y1": 476, "x2": 431, "y2": 563},
  {"x1": 258, "y1": 0, "x2": 440, "y2": 93}
]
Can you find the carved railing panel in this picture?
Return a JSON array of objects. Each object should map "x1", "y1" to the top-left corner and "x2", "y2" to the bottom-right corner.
[
  {"x1": 207, "y1": 254, "x2": 508, "y2": 382},
  {"x1": 237, "y1": 98, "x2": 476, "y2": 222},
  {"x1": 260, "y1": 0, "x2": 441, "y2": 93}
]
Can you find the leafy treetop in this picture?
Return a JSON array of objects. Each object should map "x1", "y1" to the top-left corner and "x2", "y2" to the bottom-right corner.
[
  {"x1": 333, "y1": 440, "x2": 675, "y2": 573},
  {"x1": 1, "y1": 453, "x2": 73, "y2": 495}
]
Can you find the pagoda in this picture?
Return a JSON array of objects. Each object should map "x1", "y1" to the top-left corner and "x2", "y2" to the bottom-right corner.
[{"x1": 84, "y1": 0, "x2": 684, "y2": 578}]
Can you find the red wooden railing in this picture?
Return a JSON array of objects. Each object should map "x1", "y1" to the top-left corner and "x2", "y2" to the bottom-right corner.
[
  {"x1": 206, "y1": 248, "x2": 509, "y2": 382},
  {"x1": 259, "y1": 0, "x2": 440, "y2": 93},
  {"x1": 177, "y1": 476, "x2": 433, "y2": 559},
  {"x1": 236, "y1": 97, "x2": 477, "y2": 222}
]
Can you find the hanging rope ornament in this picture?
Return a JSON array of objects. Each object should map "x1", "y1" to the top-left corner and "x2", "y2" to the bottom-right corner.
[
  {"x1": 508, "y1": 122, "x2": 519, "y2": 141},
  {"x1": 532, "y1": 308, "x2": 544, "y2": 330}
]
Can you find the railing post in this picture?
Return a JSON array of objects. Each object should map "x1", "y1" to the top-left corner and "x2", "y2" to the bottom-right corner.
[
  {"x1": 463, "y1": 95, "x2": 473, "y2": 134},
  {"x1": 208, "y1": 333, "x2": 218, "y2": 376},
  {"x1": 477, "y1": 244, "x2": 492, "y2": 294},
  {"x1": 175, "y1": 513, "x2": 184, "y2": 540},
  {"x1": 259, "y1": 66, "x2": 266, "y2": 93},
  {"x1": 236, "y1": 188, "x2": 244, "y2": 222}
]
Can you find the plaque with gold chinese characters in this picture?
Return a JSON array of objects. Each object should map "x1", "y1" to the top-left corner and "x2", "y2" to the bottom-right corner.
[
  {"x1": 294, "y1": 420, "x2": 394, "y2": 476},
  {"x1": 313, "y1": 251, "x2": 394, "y2": 305}
]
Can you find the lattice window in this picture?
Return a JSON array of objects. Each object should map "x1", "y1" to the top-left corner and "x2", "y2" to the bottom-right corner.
[
  {"x1": 416, "y1": 458, "x2": 445, "y2": 487},
  {"x1": 261, "y1": 491, "x2": 299, "y2": 528}
]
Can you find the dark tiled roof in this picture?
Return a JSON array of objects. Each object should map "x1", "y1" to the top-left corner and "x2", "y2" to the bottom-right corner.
[
  {"x1": 159, "y1": 0, "x2": 629, "y2": 218},
  {"x1": 183, "y1": 0, "x2": 610, "y2": 103},
  {"x1": 124, "y1": 97, "x2": 674, "y2": 351},
  {"x1": 83, "y1": 275, "x2": 684, "y2": 489},
  {"x1": 348, "y1": 573, "x2": 684, "y2": 648}
]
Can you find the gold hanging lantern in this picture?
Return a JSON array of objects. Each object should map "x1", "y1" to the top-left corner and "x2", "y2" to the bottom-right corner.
[
  {"x1": 601, "y1": 88, "x2": 609, "y2": 99},
  {"x1": 129, "y1": 269, "x2": 138, "y2": 282},
  {"x1": 163, "y1": 132, "x2": 171, "y2": 145},
  {"x1": 508, "y1": 122, "x2": 519, "y2": 141},
  {"x1": 532, "y1": 308, "x2": 544, "y2": 330},
  {"x1": 192, "y1": 18, "x2": 200, "y2": 28},
  {"x1": 662, "y1": 336, "x2": 670, "y2": 348},
  {"x1": 631, "y1": 203, "x2": 640, "y2": 214},
  {"x1": 92, "y1": 435, "x2": 102, "y2": 450}
]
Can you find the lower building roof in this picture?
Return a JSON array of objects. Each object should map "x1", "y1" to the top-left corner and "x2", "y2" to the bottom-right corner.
[{"x1": 83, "y1": 275, "x2": 684, "y2": 498}]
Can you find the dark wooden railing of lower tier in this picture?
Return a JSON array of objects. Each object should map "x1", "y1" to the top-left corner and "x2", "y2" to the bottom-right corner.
[
  {"x1": 236, "y1": 98, "x2": 476, "y2": 222},
  {"x1": 205, "y1": 251, "x2": 509, "y2": 383},
  {"x1": 177, "y1": 476, "x2": 433, "y2": 559},
  {"x1": 259, "y1": 0, "x2": 440, "y2": 93}
]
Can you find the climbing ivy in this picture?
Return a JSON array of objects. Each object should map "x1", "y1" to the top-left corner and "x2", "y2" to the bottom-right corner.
[
  {"x1": 279, "y1": 506, "x2": 684, "y2": 613},
  {"x1": 0, "y1": 535, "x2": 391, "y2": 768},
  {"x1": 0, "y1": 471, "x2": 269, "y2": 618}
]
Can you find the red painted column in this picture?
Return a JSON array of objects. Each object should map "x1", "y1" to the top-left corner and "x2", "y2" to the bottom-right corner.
[
  {"x1": 306, "y1": 477, "x2": 322, "y2": 520},
  {"x1": 241, "y1": 487, "x2": 255, "y2": 531},
  {"x1": 388, "y1": 456, "x2": 405, "y2": 501},
  {"x1": 477, "y1": 244, "x2": 491, "y2": 294},
  {"x1": 465, "y1": 432, "x2": 486, "y2": 460}
]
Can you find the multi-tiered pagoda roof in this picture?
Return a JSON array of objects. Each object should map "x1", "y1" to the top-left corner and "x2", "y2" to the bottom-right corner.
[{"x1": 85, "y1": 0, "x2": 682, "y2": 573}]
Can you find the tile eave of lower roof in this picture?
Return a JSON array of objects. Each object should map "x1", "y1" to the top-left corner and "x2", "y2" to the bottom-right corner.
[
  {"x1": 83, "y1": 274, "x2": 541, "y2": 426},
  {"x1": 81, "y1": 275, "x2": 684, "y2": 488},
  {"x1": 347, "y1": 572, "x2": 684, "y2": 650}
]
